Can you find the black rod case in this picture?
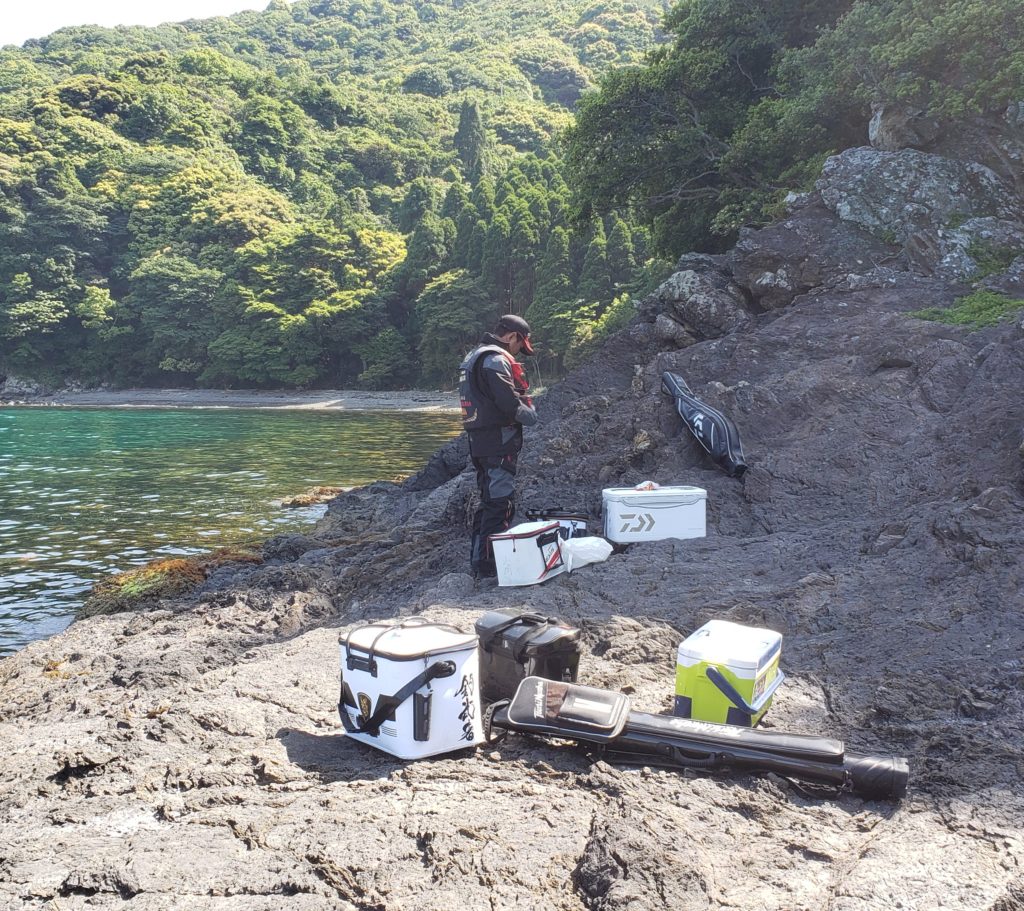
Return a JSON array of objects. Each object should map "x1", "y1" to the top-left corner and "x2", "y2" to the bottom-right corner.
[
  {"x1": 662, "y1": 370, "x2": 748, "y2": 478},
  {"x1": 490, "y1": 677, "x2": 909, "y2": 801}
]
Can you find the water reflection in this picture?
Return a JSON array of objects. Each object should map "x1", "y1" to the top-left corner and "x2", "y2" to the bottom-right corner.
[{"x1": 0, "y1": 407, "x2": 460, "y2": 654}]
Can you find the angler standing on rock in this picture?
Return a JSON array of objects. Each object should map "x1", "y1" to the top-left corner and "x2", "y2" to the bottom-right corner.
[{"x1": 459, "y1": 314, "x2": 538, "y2": 579}]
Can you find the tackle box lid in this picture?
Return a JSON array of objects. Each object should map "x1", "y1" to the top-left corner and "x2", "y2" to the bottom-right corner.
[
  {"x1": 490, "y1": 520, "x2": 561, "y2": 540},
  {"x1": 603, "y1": 486, "x2": 706, "y2": 506},
  {"x1": 475, "y1": 609, "x2": 581, "y2": 653},
  {"x1": 340, "y1": 620, "x2": 477, "y2": 661},
  {"x1": 677, "y1": 619, "x2": 782, "y2": 671}
]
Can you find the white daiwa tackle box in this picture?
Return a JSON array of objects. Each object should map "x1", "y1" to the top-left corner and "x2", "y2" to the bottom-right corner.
[
  {"x1": 338, "y1": 618, "x2": 485, "y2": 759},
  {"x1": 603, "y1": 485, "x2": 707, "y2": 544},
  {"x1": 490, "y1": 520, "x2": 567, "y2": 587}
]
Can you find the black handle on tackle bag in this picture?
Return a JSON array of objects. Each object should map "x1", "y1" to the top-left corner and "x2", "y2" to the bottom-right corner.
[
  {"x1": 345, "y1": 617, "x2": 466, "y2": 677},
  {"x1": 478, "y1": 612, "x2": 557, "y2": 648},
  {"x1": 536, "y1": 530, "x2": 562, "y2": 549},
  {"x1": 339, "y1": 660, "x2": 457, "y2": 736}
]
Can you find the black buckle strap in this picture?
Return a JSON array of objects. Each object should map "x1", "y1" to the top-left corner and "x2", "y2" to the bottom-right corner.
[{"x1": 339, "y1": 660, "x2": 457, "y2": 736}]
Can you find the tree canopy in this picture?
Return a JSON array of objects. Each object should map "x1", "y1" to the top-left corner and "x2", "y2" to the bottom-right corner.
[{"x1": 0, "y1": 0, "x2": 669, "y2": 388}]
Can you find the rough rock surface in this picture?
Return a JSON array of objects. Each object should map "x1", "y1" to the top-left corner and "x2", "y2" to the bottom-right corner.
[
  {"x1": 868, "y1": 103, "x2": 940, "y2": 152},
  {"x1": 818, "y1": 148, "x2": 1021, "y2": 243},
  {"x1": 0, "y1": 374, "x2": 46, "y2": 399},
  {"x1": 637, "y1": 266, "x2": 752, "y2": 342},
  {"x1": 3, "y1": 149, "x2": 1024, "y2": 910},
  {"x1": 817, "y1": 147, "x2": 1024, "y2": 281},
  {"x1": 729, "y1": 201, "x2": 899, "y2": 309},
  {"x1": 928, "y1": 103, "x2": 1024, "y2": 196}
]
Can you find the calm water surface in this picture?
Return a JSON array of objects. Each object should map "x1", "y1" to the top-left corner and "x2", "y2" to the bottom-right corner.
[{"x1": 0, "y1": 407, "x2": 460, "y2": 654}]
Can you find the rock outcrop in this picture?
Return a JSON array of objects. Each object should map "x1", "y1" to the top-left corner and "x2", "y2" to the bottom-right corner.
[
  {"x1": 868, "y1": 102, "x2": 940, "y2": 152},
  {"x1": 2, "y1": 142, "x2": 1024, "y2": 910},
  {"x1": 729, "y1": 201, "x2": 898, "y2": 309}
]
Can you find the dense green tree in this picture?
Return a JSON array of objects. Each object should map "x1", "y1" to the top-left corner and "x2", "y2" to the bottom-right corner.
[
  {"x1": 566, "y1": 0, "x2": 1024, "y2": 257},
  {"x1": 454, "y1": 100, "x2": 488, "y2": 180},
  {"x1": 607, "y1": 214, "x2": 636, "y2": 286},
  {"x1": 402, "y1": 66, "x2": 454, "y2": 98},
  {"x1": 395, "y1": 211, "x2": 451, "y2": 302},
  {"x1": 507, "y1": 196, "x2": 541, "y2": 311},
  {"x1": 355, "y1": 327, "x2": 416, "y2": 388},
  {"x1": 0, "y1": 0, "x2": 667, "y2": 388},
  {"x1": 415, "y1": 269, "x2": 494, "y2": 383},
  {"x1": 565, "y1": 0, "x2": 857, "y2": 254},
  {"x1": 481, "y1": 212, "x2": 513, "y2": 307},
  {"x1": 396, "y1": 177, "x2": 442, "y2": 233},
  {"x1": 126, "y1": 255, "x2": 225, "y2": 380},
  {"x1": 578, "y1": 220, "x2": 612, "y2": 303},
  {"x1": 440, "y1": 180, "x2": 470, "y2": 220}
]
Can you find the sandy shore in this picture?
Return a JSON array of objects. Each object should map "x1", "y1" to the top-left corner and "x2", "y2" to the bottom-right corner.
[{"x1": 0, "y1": 387, "x2": 460, "y2": 412}]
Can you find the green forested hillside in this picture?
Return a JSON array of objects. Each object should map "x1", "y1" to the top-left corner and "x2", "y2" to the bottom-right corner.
[{"x1": 0, "y1": 0, "x2": 669, "y2": 389}]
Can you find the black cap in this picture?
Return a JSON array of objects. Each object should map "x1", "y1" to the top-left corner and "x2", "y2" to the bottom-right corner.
[{"x1": 496, "y1": 314, "x2": 534, "y2": 354}]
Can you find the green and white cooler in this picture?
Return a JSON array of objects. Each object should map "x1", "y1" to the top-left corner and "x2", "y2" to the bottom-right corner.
[{"x1": 674, "y1": 619, "x2": 784, "y2": 727}]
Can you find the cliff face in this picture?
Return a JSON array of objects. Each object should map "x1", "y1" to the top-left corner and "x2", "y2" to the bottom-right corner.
[{"x1": 1, "y1": 139, "x2": 1023, "y2": 910}]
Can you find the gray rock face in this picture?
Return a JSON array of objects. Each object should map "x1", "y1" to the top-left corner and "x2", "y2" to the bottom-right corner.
[
  {"x1": 730, "y1": 201, "x2": 898, "y2": 308},
  {"x1": 984, "y1": 255, "x2": 1024, "y2": 297},
  {"x1": 818, "y1": 147, "x2": 1020, "y2": 243},
  {"x1": 868, "y1": 102, "x2": 940, "y2": 151},
  {"x1": 818, "y1": 147, "x2": 1024, "y2": 279},
  {"x1": 906, "y1": 216, "x2": 1024, "y2": 278},
  {"x1": 928, "y1": 104, "x2": 1024, "y2": 196},
  {"x1": 638, "y1": 266, "x2": 752, "y2": 339},
  {"x1": 0, "y1": 374, "x2": 46, "y2": 398}
]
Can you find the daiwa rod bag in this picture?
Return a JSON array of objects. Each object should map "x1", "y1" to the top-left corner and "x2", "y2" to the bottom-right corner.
[
  {"x1": 492, "y1": 677, "x2": 908, "y2": 800},
  {"x1": 662, "y1": 371, "x2": 748, "y2": 478}
]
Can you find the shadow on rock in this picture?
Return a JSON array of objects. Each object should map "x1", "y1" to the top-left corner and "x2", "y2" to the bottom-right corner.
[
  {"x1": 277, "y1": 727, "x2": 405, "y2": 783},
  {"x1": 278, "y1": 727, "x2": 484, "y2": 783}
]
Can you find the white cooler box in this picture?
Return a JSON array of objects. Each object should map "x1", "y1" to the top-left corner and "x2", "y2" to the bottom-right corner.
[
  {"x1": 490, "y1": 520, "x2": 567, "y2": 587},
  {"x1": 338, "y1": 619, "x2": 485, "y2": 759},
  {"x1": 603, "y1": 485, "x2": 707, "y2": 544}
]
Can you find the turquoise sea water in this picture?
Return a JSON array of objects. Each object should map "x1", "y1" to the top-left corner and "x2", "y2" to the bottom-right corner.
[{"x1": 0, "y1": 407, "x2": 461, "y2": 655}]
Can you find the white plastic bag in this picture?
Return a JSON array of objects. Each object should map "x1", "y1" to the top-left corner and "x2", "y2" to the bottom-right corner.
[{"x1": 561, "y1": 536, "x2": 613, "y2": 574}]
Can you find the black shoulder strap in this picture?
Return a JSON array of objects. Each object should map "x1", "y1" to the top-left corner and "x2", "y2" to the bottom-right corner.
[
  {"x1": 339, "y1": 660, "x2": 456, "y2": 736},
  {"x1": 470, "y1": 345, "x2": 511, "y2": 407}
]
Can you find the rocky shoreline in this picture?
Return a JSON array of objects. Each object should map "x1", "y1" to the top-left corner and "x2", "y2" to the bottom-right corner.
[
  {"x1": 1, "y1": 141, "x2": 1023, "y2": 910},
  {"x1": 0, "y1": 387, "x2": 459, "y2": 412}
]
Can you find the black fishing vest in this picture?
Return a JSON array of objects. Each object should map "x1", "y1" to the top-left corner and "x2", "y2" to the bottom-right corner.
[{"x1": 459, "y1": 343, "x2": 522, "y2": 457}]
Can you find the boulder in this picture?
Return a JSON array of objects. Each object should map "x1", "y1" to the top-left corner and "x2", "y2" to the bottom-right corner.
[
  {"x1": 817, "y1": 148, "x2": 1020, "y2": 245},
  {"x1": 730, "y1": 201, "x2": 898, "y2": 309},
  {"x1": 638, "y1": 267, "x2": 751, "y2": 339},
  {"x1": 653, "y1": 313, "x2": 697, "y2": 348},
  {"x1": 983, "y1": 255, "x2": 1024, "y2": 298},
  {"x1": 911, "y1": 217, "x2": 1024, "y2": 279},
  {"x1": 868, "y1": 102, "x2": 940, "y2": 151},
  {"x1": 927, "y1": 103, "x2": 1024, "y2": 196},
  {"x1": 0, "y1": 374, "x2": 46, "y2": 398}
]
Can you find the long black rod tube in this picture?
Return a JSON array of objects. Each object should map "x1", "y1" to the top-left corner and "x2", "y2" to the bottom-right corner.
[{"x1": 491, "y1": 707, "x2": 909, "y2": 800}]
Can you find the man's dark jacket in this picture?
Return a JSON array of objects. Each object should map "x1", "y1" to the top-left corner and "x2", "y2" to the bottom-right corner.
[{"x1": 458, "y1": 334, "x2": 537, "y2": 457}]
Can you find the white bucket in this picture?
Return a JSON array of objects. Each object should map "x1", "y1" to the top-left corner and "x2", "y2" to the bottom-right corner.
[
  {"x1": 602, "y1": 486, "x2": 707, "y2": 543},
  {"x1": 338, "y1": 619, "x2": 484, "y2": 759},
  {"x1": 490, "y1": 520, "x2": 567, "y2": 587}
]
